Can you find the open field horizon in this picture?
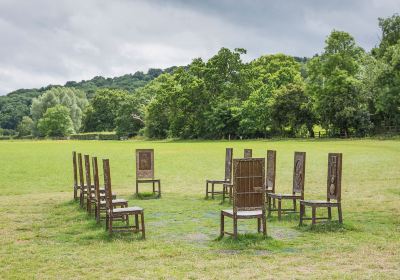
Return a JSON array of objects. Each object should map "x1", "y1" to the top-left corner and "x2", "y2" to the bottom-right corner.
[{"x1": 1, "y1": 139, "x2": 399, "y2": 279}]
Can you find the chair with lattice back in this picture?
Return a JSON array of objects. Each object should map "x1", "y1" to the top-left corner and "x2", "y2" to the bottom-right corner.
[
  {"x1": 220, "y1": 158, "x2": 267, "y2": 239},
  {"x1": 300, "y1": 153, "x2": 343, "y2": 225}
]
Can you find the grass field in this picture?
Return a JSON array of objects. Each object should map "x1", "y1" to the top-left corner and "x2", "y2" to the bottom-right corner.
[{"x1": 0, "y1": 139, "x2": 399, "y2": 279}]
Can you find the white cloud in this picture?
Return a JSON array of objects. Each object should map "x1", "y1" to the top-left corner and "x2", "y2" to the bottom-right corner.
[{"x1": 0, "y1": 0, "x2": 399, "y2": 94}]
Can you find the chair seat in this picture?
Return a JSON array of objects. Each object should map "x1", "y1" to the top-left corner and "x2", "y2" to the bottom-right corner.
[
  {"x1": 222, "y1": 209, "x2": 263, "y2": 218},
  {"x1": 207, "y1": 179, "x2": 229, "y2": 184},
  {"x1": 100, "y1": 198, "x2": 127, "y2": 205},
  {"x1": 112, "y1": 206, "x2": 143, "y2": 214},
  {"x1": 268, "y1": 193, "x2": 301, "y2": 199},
  {"x1": 300, "y1": 200, "x2": 340, "y2": 207}
]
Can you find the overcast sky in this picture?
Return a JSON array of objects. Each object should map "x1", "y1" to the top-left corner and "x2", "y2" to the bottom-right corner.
[{"x1": 0, "y1": 0, "x2": 399, "y2": 95}]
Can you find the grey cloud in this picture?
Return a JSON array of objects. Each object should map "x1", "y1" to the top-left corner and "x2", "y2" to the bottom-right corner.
[{"x1": 0, "y1": 0, "x2": 399, "y2": 94}]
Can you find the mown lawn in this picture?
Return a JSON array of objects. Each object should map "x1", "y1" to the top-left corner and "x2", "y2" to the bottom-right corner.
[{"x1": 0, "y1": 139, "x2": 399, "y2": 279}]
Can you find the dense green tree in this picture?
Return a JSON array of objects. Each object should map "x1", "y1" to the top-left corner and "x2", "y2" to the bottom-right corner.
[
  {"x1": 37, "y1": 105, "x2": 74, "y2": 137},
  {"x1": 306, "y1": 30, "x2": 371, "y2": 136},
  {"x1": 115, "y1": 95, "x2": 145, "y2": 137},
  {"x1": 82, "y1": 89, "x2": 129, "y2": 132},
  {"x1": 16, "y1": 116, "x2": 34, "y2": 136},
  {"x1": 31, "y1": 87, "x2": 87, "y2": 135}
]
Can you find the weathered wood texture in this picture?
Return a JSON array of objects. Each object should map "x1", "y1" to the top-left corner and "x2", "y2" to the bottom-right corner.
[
  {"x1": 135, "y1": 149, "x2": 161, "y2": 197},
  {"x1": 103, "y1": 159, "x2": 145, "y2": 238},
  {"x1": 267, "y1": 152, "x2": 306, "y2": 220},
  {"x1": 205, "y1": 148, "x2": 233, "y2": 200},
  {"x1": 300, "y1": 153, "x2": 343, "y2": 225},
  {"x1": 220, "y1": 158, "x2": 267, "y2": 239},
  {"x1": 244, "y1": 149, "x2": 252, "y2": 158}
]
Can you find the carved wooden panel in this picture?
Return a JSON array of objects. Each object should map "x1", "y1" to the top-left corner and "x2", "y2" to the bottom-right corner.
[
  {"x1": 91, "y1": 156, "x2": 100, "y2": 200},
  {"x1": 233, "y1": 158, "x2": 265, "y2": 211},
  {"x1": 266, "y1": 150, "x2": 276, "y2": 191},
  {"x1": 102, "y1": 159, "x2": 113, "y2": 209},
  {"x1": 136, "y1": 149, "x2": 154, "y2": 179},
  {"x1": 244, "y1": 149, "x2": 252, "y2": 158},
  {"x1": 292, "y1": 152, "x2": 306, "y2": 194},
  {"x1": 84, "y1": 155, "x2": 94, "y2": 197},
  {"x1": 327, "y1": 153, "x2": 342, "y2": 201},
  {"x1": 77, "y1": 153, "x2": 84, "y2": 187},
  {"x1": 224, "y1": 148, "x2": 233, "y2": 181}
]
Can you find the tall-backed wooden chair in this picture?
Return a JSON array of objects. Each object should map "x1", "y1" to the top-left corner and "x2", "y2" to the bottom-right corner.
[
  {"x1": 77, "y1": 153, "x2": 89, "y2": 208},
  {"x1": 135, "y1": 149, "x2": 161, "y2": 198},
  {"x1": 103, "y1": 159, "x2": 145, "y2": 238},
  {"x1": 244, "y1": 149, "x2": 252, "y2": 158},
  {"x1": 266, "y1": 150, "x2": 277, "y2": 208},
  {"x1": 267, "y1": 152, "x2": 306, "y2": 220},
  {"x1": 92, "y1": 156, "x2": 128, "y2": 223},
  {"x1": 300, "y1": 153, "x2": 343, "y2": 225},
  {"x1": 220, "y1": 158, "x2": 267, "y2": 239},
  {"x1": 206, "y1": 148, "x2": 233, "y2": 199},
  {"x1": 72, "y1": 151, "x2": 79, "y2": 200},
  {"x1": 84, "y1": 155, "x2": 96, "y2": 214}
]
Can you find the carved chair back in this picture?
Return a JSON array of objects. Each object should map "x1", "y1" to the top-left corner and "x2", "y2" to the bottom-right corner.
[
  {"x1": 292, "y1": 152, "x2": 306, "y2": 198},
  {"x1": 327, "y1": 153, "x2": 342, "y2": 202},
  {"x1": 136, "y1": 149, "x2": 154, "y2": 179},
  {"x1": 224, "y1": 148, "x2": 233, "y2": 182},
  {"x1": 244, "y1": 149, "x2": 252, "y2": 158},
  {"x1": 102, "y1": 159, "x2": 113, "y2": 211},
  {"x1": 266, "y1": 150, "x2": 276, "y2": 192},
  {"x1": 72, "y1": 151, "x2": 78, "y2": 187}
]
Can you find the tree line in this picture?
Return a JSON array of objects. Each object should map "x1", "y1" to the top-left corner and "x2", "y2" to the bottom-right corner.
[{"x1": 1, "y1": 14, "x2": 399, "y2": 139}]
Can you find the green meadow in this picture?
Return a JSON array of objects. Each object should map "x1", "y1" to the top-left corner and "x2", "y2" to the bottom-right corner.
[{"x1": 0, "y1": 139, "x2": 399, "y2": 279}]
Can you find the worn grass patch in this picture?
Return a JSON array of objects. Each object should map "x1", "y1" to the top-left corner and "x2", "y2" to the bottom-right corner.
[{"x1": 0, "y1": 139, "x2": 399, "y2": 279}]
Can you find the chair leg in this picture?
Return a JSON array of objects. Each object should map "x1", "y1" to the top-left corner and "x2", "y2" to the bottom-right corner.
[
  {"x1": 206, "y1": 181, "x2": 209, "y2": 198},
  {"x1": 135, "y1": 180, "x2": 139, "y2": 196},
  {"x1": 267, "y1": 196, "x2": 272, "y2": 217},
  {"x1": 158, "y1": 181, "x2": 161, "y2": 198},
  {"x1": 220, "y1": 212, "x2": 224, "y2": 237},
  {"x1": 74, "y1": 187, "x2": 77, "y2": 200},
  {"x1": 140, "y1": 212, "x2": 145, "y2": 239},
  {"x1": 152, "y1": 181, "x2": 155, "y2": 194},
  {"x1": 135, "y1": 214, "x2": 139, "y2": 229},
  {"x1": 262, "y1": 211, "x2": 267, "y2": 236},
  {"x1": 299, "y1": 203, "x2": 304, "y2": 226},
  {"x1": 293, "y1": 198, "x2": 297, "y2": 212},
  {"x1": 211, "y1": 183, "x2": 215, "y2": 199},
  {"x1": 233, "y1": 215, "x2": 238, "y2": 239},
  {"x1": 222, "y1": 185, "x2": 226, "y2": 202},
  {"x1": 105, "y1": 213, "x2": 109, "y2": 230},
  {"x1": 109, "y1": 217, "x2": 113, "y2": 235},
  {"x1": 257, "y1": 218, "x2": 261, "y2": 233},
  {"x1": 229, "y1": 186, "x2": 232, "y2": 203},
  {"x1": 278, "y1": 199, "x2": 282, "y2": 220},
  {"x1": 273, "y1": 198, "x2": 276, "y2": 209},
  {"x1": 328, "y1": 206, "x2": 332, "y2": 220},
  {"x1": 338, "y1": 204, "x2": 343, "y2": 224},
  {"x1": 95, "y1": 204, "x2": 99, "y2": 223},
  {"x1": 312, "y1": 206, "x2": 316, "y2": 225}
]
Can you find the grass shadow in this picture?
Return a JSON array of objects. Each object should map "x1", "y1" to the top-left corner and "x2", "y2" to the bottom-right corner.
[
  {"x1": 298, "y1": 221, "x2": 357, "y2": 233},
  {"x1": 132, "y1": 192, "x2": 161, "y2": 200}
]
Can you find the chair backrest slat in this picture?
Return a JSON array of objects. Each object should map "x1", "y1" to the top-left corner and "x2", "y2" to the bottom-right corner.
[
  {"x1": 224, "y1": 148, "x2": 233, "y2": 182},
  {"x1": 84, "y1": 155, "x2": 93, "y2": 198},
  {"x1": 78, "y1": 153, "x2": 85, "y2": 187},
  {"x1": 266, "y1": 150, "x2": 276, "y2": 192},
  {"x1": 233, "y1": 158, "x2": 265, "y2": 212},
  {"x1": 292, "y1": 152, "x2": 306, "y2": 196},
  {"x1": 92, "y1": 156, "x2": 101, "y2": 202},
  {"x1": 244, "y1": 149, "x2": 252, "y2": 158},
  {"x1": 136, "y1": 149, "x2": 154, "y2": 179},
  {"x1": 327, "y1": 153, "x2": 342, "y2": 202},
  {"x1": 72, "y1": 151, "x2": 78, "y2": 186},
  {"x1": 103, "y1": 159, "x2": 113, "y2": 210}
]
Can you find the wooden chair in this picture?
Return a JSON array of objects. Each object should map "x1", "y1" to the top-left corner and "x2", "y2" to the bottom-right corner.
[
  {"x1": 72, "y1": 151, "x2": 79, "y2": 200},
  {"x1": 244, "y1": 149, "x2": 252, "y2": 158},
  {"x1": 267, "y1": 152, "x2": 306, "y2": 220},
  {"x1": 103, "y1": 159, "x2": 145, "y2": 238},
  {"x1": 300, "y1": 153, "x2": 343, "y2": 225},
  {"x1": 205, "y1": 148, "x2": 233, "y2": 199},
  {"x1": 220, "y1": 158, "x2": 267, "y2": 239},
  {"x1": 77, "y1": 153, "x2": 89, "y2": 208},
  {"x1": 222, "y1": 148, "x2": 254, "y2": 203},
  {"x1": 92, "y1": 156, "x2": 128, "y2": 223},
  {"x1": 135, "y1": 149, "x2": 161, "y2": 198},
  {"x1": 84, "y1": 155, "x2": 96, "y2": 214},
  {"x1": 265, "y1": 150, "x2": 277, "y2": 208}
]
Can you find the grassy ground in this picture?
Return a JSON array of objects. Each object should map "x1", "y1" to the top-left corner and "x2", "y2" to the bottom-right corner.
[{"x1": 0, "y1": 139, "x2": 399, "y2": 279}]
